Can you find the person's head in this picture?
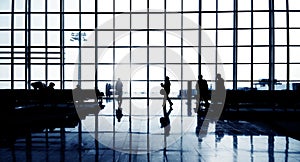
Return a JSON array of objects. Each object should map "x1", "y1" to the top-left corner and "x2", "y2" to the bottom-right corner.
[
  {"x1": 165, "y1": 76, "x2": 169, "y2": 80},
  {"x1": 49, "y1": 82, "x2": 55, "y2": 87},
  {"x1": 118, "y1": 78, "x2": 120, "y2": 81},
  {"x1": 199, "y1": 75, "x2": 203, "y2": 80},
  {"x1": 76, "y1": 84, "x2": 80, "y2": 88},
  {"x1": 216, "y1": 74, "x2": 221, "y2": 79}
]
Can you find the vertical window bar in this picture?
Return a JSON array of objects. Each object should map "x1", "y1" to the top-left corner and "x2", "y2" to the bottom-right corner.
[
  {"x1": 27, "y1": 0, "x2": 31, "y2": 89},
  {"x1": 269, "y1": 0, "x2": 275, "y2": 90},
  {"x1": 251, "y1": 0, "x2": 254, "y2": 89},
  {"x1": 215, "y1": 0, "x2": 218, "y2": 79},
  {"x1": 78, "y1": 0, "x2": 82, "y2": 85},
  {"x1": 146, "y1": 0, "x2": 150, "y2": 157},
  {"x1": 198, "y1": 0, "x2": 202, "y2": 75},
  {"x1": 233, "y1": 0, "x2": 238, "y2": 90},
  {"x1": 11, "y1": 0, "x2": 15, "y2": 89},
  {"x1": 286, "y1": 0, "x2": 290, "y2": 90},
  {"x1": 60, "y1": 0, "x2": 64, "y2": 89},
  {"x1": 45, "y1": 0, "x2": 48, "y2": 86}
]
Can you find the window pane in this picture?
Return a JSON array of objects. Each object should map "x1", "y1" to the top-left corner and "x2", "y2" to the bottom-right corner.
[
  {"x1": 253, "y1": 30, "x2": 269, "y2": 45},
  {"x1": 14, "y1": 14, "x2": 25, "y2": 29},
  {"x1": 15, "y1": 0, "x2": 25, "y2": 12},
  {"x1": 31, "y1": 65, "x2": 45, "y2": 80},
  {"x1": 132, "y1": 48, "x2": 147, "y2": 63},
  {"x1": 253, "y1": 12, "x2": 269, "y2": 28},
  {"x1": 31, "y1": 31, "x2": 45, "y2": 46},
  {"x1": 81, "y1": 0, "x2": 95, "y2": 12},
  {"x1": 202, "y1": 13, "x2": 216, "y2": 28},
  {"x1": 289, "y1": 12, "x2": 300, "y2": 28},
  {"x1": 0, "y1": 65, "x2": 11, "y2": 80},
  {"x1": 237, "y1": 47, "x2": 251, "y2": 63},
  {"x1": 202, "y1": 0, "x2": 216, "y2": 11},
  {"x1": 275, "y1": 64, "x2": 286, "y2": 80},
  {"x1": 218, "y1": 47, "x2": 233, "y2": 63},
  {"x1": 274, "y1": 0, "x2": 286, "y2": 10},
  {"x1": 253, "y1": 47, "x2": 269, "y2": 63},
  {"x1": 238, "y1": 12, "x2": 251, "y2": 28},
  {"x1": 274, "y1": 12, "x2": 286, "y2": 28},
  {"x1": 149, "y1": 0, "x2": 164, "y2": 11},
  {"x1": 275, "y1": 29, "x2": 287, "y2": 45},
  {"x1": 289, "y1": 29, "x2": 300, "y2": 45},
  {"x1": 132, "y1": 0, "x2": 147, "y2": 11},
  {"x1": 47, "y1": 14, "x2": 60, "y2": 29},
  {"x1": 31, "y1": 14, "x2": 45, "y2": 29},
  {"x1": 47, "y1": 0, "x2": 60, "y2": 12},
  {"x1": 0, "y1": 31, "x2": 11, "y2": 46},
  {"x1": 81, "y1": 14, "x2": 95, "y2": 29},
  {"x1": 290, "y1": 47, "x2": 300, "y2": 63},
  {"x1": 0, "y1": 14, "x2": 10, "y2": 29},
  {"x1": 275, "y1": 47, "x2": 287, "y2": 63},
  {"x1": 253, "y1": 64, "x2": 269, "y2": 85},
  {"x1": 289, "y1": 0, "x2": 300, "y2": 10},
  {"x1": 237, "y1": 65, "x2": 251, "y2": 80},
  {"x1": 290, "y1": 65, "x2": 300, "y2": 80},
  {"x1": 218, "y1": 30, "x2": 233, "y2": 46},
  {"x1": 98, "y1": 0, "x2": 113, "y2": 12},
  {"x1": 183, "y1": 0, "x2": 198, "y2": 11},
  {"x1": 0, "y1": 0, "x2": 11, "y2": 12},
  {"x1": 48, "y1": 31, "x2": 60, "y2": 46},
  {"x1": 218, "y1": 13, "x2": 233, "y2": 28},
  {"x1": 238, "y1": 0, "x2": 251, "y2": 10},
  {"x1": 14, "y1": 31, "x2": 25, "y2": 46},
  {"x1": 31, "y1": 0, "x2": 45, "y2": 12},
  {"x1": 64, "y1": 48, "x2": 79, "y2": 63},
  {"x1": 64, "y1": 14, "x2": 79, "y2": 29},
  {"x1": 238, "y1": 30, "x2": 251, "y2": 45},
  {"x1": 183, "y1": 47, "x2": 198, "y2": 63},
  {"x1": 253, "y1": 0, "x2": 269, "y2": 10},
  {"x1": 218, "y1": 0, "x2": 233, "y2": 11},
  {"x1": 48, "y1": 65, "x2": 60, "y2": 80},
  {"x1": 166, "y1": 0, "x2": 181, "y2": 11},
  {"x1": 64, "y1": 0, "x2": 79, "y2": 12}
]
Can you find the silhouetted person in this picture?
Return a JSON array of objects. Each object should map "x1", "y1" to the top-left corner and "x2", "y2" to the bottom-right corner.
[
  {"x1": 105, "y1": 83, "x2": 112, "y2": 99},
  {"x1": 215, "y1": 74, "x2": 225, "y2": 103},
  {"x1": 196, "y1": 75, "x2": 209, "y2": 110},
  {"x1": 115, "y1": 78, "x2": 123, "y2": 108},
  {"x1": 116, "y1": 107, "x2": 123, "y2": 122},
  {"x1": 47, "y1": 82, "x2": 55, "y2": 90},
  {"x1": 31, "y1": 81, "x2": 46, "y2": 90},
  {"x1": 160, "y1": 76, "x2": 173, "y2": 107}
]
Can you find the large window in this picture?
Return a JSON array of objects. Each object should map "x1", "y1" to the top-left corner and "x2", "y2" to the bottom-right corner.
[{"x1": 0, "y1": 0, "x2": 299, "y2": 91}]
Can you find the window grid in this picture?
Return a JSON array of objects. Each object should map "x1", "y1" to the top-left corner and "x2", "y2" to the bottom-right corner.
[{"x1": 0, "y1": 0, "x2": 298, "y2": 91}]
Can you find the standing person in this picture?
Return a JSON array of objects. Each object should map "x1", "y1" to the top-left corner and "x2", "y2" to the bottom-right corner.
[
  {"x1": 115, "y1": 78, "x2": 123, "y2": 108},
  {"x1": 196, "y1": 75, "x2": 209, "y2": 109},
  {"x1": 215, "y1": 74, "x2": 225, "y2": 103},
  {"x1": 161, "y1": 76, "x2": 173, "y2": 108},
  {"x1": 216, "y1": 74, "x2": 225, "y2": 92}
]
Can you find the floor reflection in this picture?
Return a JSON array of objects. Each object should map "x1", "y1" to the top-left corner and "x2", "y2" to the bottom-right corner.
[{"x1": 1, "y1": 99, "x2": 300, "y2": 162}]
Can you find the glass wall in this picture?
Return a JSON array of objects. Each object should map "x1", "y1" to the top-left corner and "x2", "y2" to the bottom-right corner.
[{"x1": 0, "y1": 0, "x2": 299, "y2": 92}]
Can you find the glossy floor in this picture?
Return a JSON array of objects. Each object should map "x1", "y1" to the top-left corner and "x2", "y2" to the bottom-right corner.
[{"x1": 1, "y1": 99, "x2": 300, "y2": 162}]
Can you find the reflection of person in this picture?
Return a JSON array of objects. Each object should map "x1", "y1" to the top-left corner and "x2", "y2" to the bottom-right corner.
[
  {"x1": 160, "y1": 88, "x2": 172, "y2": 136},
  {"x1": 116, "y1": 107, "x2": 123, "y2": 122},
  {"x1": 160, "y1": 76, "x2": 173, "y2": 107},
  {"x1": 195, "y1": 109, "x2": 208, "y2": 142},
  {"x1": 196, "y1": 75, "x2": 209, "y2": 110},
  {"x1": 115, "y1": 78, "x2": 123, "y2": 108}
]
